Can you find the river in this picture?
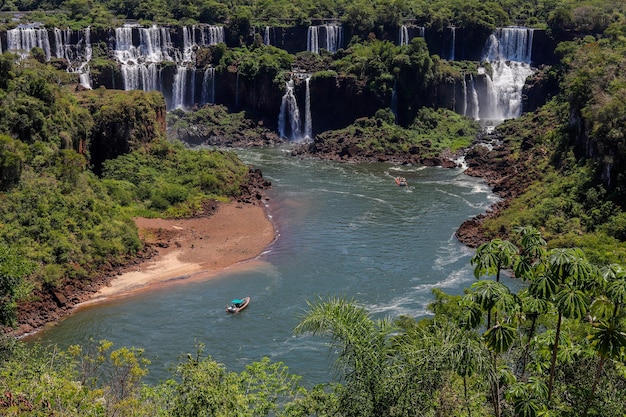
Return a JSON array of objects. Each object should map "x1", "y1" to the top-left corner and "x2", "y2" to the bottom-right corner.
[{"x1": 30, "y1": 146, "x2": 498, "y2": 386}]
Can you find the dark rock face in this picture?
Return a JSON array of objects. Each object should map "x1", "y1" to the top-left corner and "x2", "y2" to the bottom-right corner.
[
  {"x1": 454, "y1": 131, "x2": 539, "y2": 247},
  {"x1": 79, "y1": 89, "x2": 167, "y2": 175}
]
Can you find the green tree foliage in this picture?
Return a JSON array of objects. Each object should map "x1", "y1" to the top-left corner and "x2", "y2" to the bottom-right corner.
[{"x1": 0, "y1": 245, "x2": 35, "y2": 327}]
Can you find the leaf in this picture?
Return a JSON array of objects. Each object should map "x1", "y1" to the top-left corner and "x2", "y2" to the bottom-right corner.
[
  {"x1": 555, "y1": 287, "x2": 588, "y2": 319},
  {"x1": 483, "y1": 324, "x2": 517, "y2": 353}
]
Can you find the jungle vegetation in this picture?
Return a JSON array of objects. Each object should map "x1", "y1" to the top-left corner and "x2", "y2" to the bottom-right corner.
[{"x1": 0, "y1": 0, "x2": 625, "y2": 416}]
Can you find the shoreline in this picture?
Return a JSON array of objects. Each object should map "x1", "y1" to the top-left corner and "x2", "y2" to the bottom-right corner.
[
  {"x1": 89, "y1": 200, "x2": 276, "y2": 302},
  {"x1": 11, "y1": 199, "x2": 277, "y2": 338}
]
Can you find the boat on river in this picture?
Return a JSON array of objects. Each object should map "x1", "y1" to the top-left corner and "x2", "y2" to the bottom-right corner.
[
  {"x1": 226, "y1": 297, "x2": 250, "y2": 314},
  {"x1": 394, "y1": 176, "x2": 408, "y2": 187}
]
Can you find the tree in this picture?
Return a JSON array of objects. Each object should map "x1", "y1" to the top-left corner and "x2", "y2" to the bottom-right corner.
[
  {"x1": 533, "y1": 248, "x2": 594, "y2": 403},
  {"x1": 582, "y1": 264, "x2": 626, "y2": 415},
  {"x1": 0, "y1": 244, "x2": 35, "y2": 327},
  {"x1": 294, "y1": 296, "x2": 400, "y2": 417},
  {"x1": 471, "y1": 238, "x2": 519, "y2": 283}
]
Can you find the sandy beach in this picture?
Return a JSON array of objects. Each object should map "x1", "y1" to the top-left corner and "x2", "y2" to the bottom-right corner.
[{"x1": 88, "y1": 201, "x2": 275, "y2": 302}]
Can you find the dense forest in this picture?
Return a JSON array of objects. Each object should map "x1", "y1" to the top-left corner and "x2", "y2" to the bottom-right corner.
[{"x1": 1, "y1": 0, "x2": 626, "y2": 415}]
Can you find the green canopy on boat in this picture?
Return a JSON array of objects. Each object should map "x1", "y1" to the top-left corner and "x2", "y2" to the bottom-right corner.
[{"x1": 231, "y1": 299, "x2": 243, "y2": 304}]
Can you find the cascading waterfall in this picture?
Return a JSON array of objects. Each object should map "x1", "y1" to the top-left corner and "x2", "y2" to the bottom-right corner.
[
  {"x1": 53, "y1": 27, "x2": 93, "y2": 89},
  {"x1": 7, "y1": 26, "x2": 51, "y2": 60},
  {"x1": 449, "y1": 27, "x2": 456, "y2": 60},
  {"x1": 307, "y1": 25, "x2": 342, "y2": 53},
  {"x1": 468, "y1": 74, "x2": 479, "y2": 121},
  {"x1": 278, "y1": 79, "x2": 302, "y2": 141},
  {"x1": 201, "y1": 67, "x2": 216, "y2": 105},
  {"x1": 264, "y1": 26, "x2": 271, "y2": 46},
  {"x1": 479, "y1": 27, "x2": 535, "y2": 121},
  {"x1": 304, "y1": 76, "x2": 312, "y2": 140},
  {"x1": 398, "y1": 25, "x2": 425, "y2": 47},
  {"x1": 78, "y1": 28, "x2": 92, "y2": 89},
  {"x1": 307, "y1": 26, "x2": 319, "y2": 54},
  {"x1": 172, "y1": 66, "x2": 188, "y2": 110},
  {"x1": 325, "y1": 25, "x2": 342, "y2": 53},
  {"x1": 113, "y1": 24, "x2": 223, "y2": 109},
  {"x1": 399, "y1": 25, "x2": 409, "y2": 46}
]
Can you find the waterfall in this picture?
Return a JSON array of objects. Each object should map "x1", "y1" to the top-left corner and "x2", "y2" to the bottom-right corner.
[
  {"x1": 52, "y1": 27, "x2": 92, "y2": 89},
  {"x1": 485, "y1": 27, "x2": 534, "y2": 63},
  {"x1": 480, "y1": 27, "x2": 535, "y2": 121},
  {"x1": 307, "y1": 26, "x2": 319, "y2": 53},
  {"x1": 78, "y1": 27, "x2": 92, "y2": 89},
  {"x1": 461, "y1": 76, "x2": 467, "y2": 117},
  {"x1": 399, "y1": 25, "x2": 409, "y2": 46},
  {"x1": 7, "y1": 26, "x2": 51, "y2": 60},
  {"x1": 449, "y1": 27, "x2": 456, "y2": 60},
  {"x1": 399, "y1": 25, "x2": 425, "y2": 47},
  {"x1": 278, "y1": 79, "x2": 302, "y2": 141},
  {"x1": 201, "y1": 67, "x2": 216, "y2": 105},
  {"x1": 324, "y1": 25, "x2": 342, "y2": 53},
  {"x1": 264, "y1": 26, "x2": 271, "y2": 46},
  {"x1": 113, "y1": 24, "x2": 223, "y2": 109},
  {"x1": 469, "y1": 74, "x2": 480, "y2": 121},
  {"x1": 304, "y1": 76, "x2": 312, "y2": 140},
  {"x1": 172, "y1": 66, "x2": 188, "y2": 109},
  {"x1": 198, "y1": 25, "x2": 224, "y2": 45},
  {"x1": 308, "y1": 25, "x2": 342, "y2": 53}
]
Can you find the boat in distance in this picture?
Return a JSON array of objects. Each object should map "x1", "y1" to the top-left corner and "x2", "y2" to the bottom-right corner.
[
  {"x1": 394, "y1": 176, "x2": 408, "y2": 187},
  {"x1": 226, "y1": 297, "x2": 250, "y2": 314}
]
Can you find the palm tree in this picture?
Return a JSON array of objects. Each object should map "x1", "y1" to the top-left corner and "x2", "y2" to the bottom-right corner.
[
  {"x1": 537, "y1": 248, "x2": 593, "y2": 403},
  {"x1": 468, "y1": 280, "x2": 520, "y2": 417},
  {"x1": 293, "y1": 296, "x2": 399, "y2": 417},
  {"x1": 584, "y1": 320, "x2": 626, "y2": 416},
  {"x1": 518, "y1": 290, "x2": 550, "y2": 377},
  {"x1": 513, "y1": 226, "x2": 547, "y2": 281},
  {"x1": 449, "y1": 325, "x2": 490, "y2": 417},
  {"x1": 582, "y1": 265, "x2": 626, "y2": 416},
  {"x1": 471, "y1": 238, "x2": 519, "y2": 283}
]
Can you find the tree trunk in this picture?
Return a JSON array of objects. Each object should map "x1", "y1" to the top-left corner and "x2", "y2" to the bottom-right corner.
[
  {"x1": 491, "y1": 351, "x2": 501, "y2": 417},
  {"x1": 583, "y1": 356, "x2": 606, "y2": 416},
  {"x1": 520, "y1": 315, "x2": 538, "y2": 377},
  {"x1": 547, "y1": 313, "x2": 562, "y2": 402},
  {"x1": 464, "y1": 376, "x2": 472, "y2": 417}
]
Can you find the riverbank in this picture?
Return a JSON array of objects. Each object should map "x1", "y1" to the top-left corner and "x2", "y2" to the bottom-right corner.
[
  {"x1": 90, "y1": 201, "x2": 276, "y2": 301},
  {"x1": 9, "y1": 200, "x2": 275, "y2": 338}
]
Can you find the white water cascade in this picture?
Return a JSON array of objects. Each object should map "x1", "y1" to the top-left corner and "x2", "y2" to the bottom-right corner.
[
  {"x1": 480, "y1": 27, "x2": 535, "y2": 122},
  {"x1": 114, "y1": 25, "x2": 170, "y2": 92},
  {"x1": 307, "y1": 25, "x2": 342, "y2": 53},
  {"x1": 399, "y1": 25, "x2": 409, "y2": 46},
  {"x1": 113, "y1": 24, "x2": 224, "y2": 109},
  {"x1": 449, "y1": 27, "x2": 456, "y2": 60},
  {"x1": 172, "y1": 66, "x2": 188, "y2": 109},
  {"x1": 304, "y1": 76, "x2": 312, "y2": 140},
  {"x1": 469, "y1": 74, "x2": 480, "y2": 121},
  {"x1": 7, "y1": 26, "x2": 51, "y2": 60},
  {"x1": 201, "y1": 67, "x2": 216, "y2": 105},
  {"x1": 264, "y1": 26, "x2": 271, "y2": 46},
  {"x1": 278, "y1": 79, "x2": 302, "y2": 141},
  {"x1": 54, "y1": 27, "x2": 93, "y2": 89},
  {"x1": 398, "y1": 25, "x2": 425, "y2": 47}
]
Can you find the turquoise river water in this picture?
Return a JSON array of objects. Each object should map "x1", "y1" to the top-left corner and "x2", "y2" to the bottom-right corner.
[{"x1": 30, "y1": 146, "x2": 500, "y2": 386}]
